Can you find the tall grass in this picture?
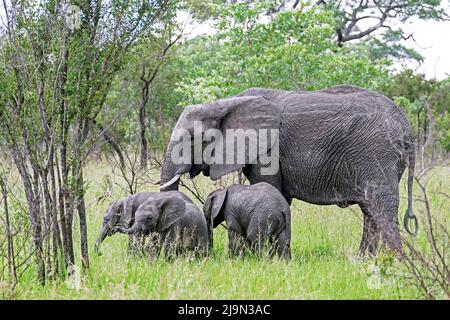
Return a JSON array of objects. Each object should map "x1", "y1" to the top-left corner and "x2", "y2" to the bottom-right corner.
[{"x1": 2, "y1": 163, "x2": 449, "y2": 299}]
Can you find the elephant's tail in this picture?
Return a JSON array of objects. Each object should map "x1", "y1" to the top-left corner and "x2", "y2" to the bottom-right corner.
[{"x1": 403, "y1": 140, "x2": 418, "y2": 236}]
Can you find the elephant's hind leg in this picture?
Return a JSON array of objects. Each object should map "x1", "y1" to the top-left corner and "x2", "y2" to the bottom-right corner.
[
  {"x1": 358, "y1": 204, "x2": 380, "y2": 256},
  {"x1": 248, "y1": 233, "x2": 269, "y2": 258},
  {"x1": 228, "y1": 229, "x2": 246, "y2": 258},
  {"x1": 374, "y1": 194, "x2": 402, "y2": 254},
  {"x1": 275, "y1": 230, "x2": 291, "y2": 261},
  {"x1": 362, "y1": 189, "x2": 403, "y2": 254},
  {"x1": 247, "y1": 219, "x2": 273, "y2": 258}
]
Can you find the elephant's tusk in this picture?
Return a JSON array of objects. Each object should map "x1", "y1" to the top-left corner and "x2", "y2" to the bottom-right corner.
[{"x1": 159, "y1": 174, "x2": 181, "y2": 190}]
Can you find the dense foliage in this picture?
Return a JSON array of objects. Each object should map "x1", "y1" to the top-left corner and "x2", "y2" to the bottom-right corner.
[
  {"x1": 106, "y1": 1, "x2": 449, "y2": 156},
  {"x1": 176, "y1": 2, "x2": 390, "y2": 104}
]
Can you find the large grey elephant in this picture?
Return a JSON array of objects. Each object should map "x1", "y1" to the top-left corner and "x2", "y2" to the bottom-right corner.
[
  {"x1": 204, "y1": 182, "x2": 291, "y2": 260},
  {"x1": 114, "y1": 191, "x2": 209, "y2": 257},
  {"x1": 159, "y1": 85, "x2": 417, "y2": 255}
]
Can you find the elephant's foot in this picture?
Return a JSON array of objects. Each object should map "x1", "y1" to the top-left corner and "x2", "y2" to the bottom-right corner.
[
  {"x1": 376, "y1": 213, "x2": 404, "y2": 255},
  {"x1": 358, "y1": 225, "x2": 379, "y2": 257},
  {"x1": 357, "y1": 243, "x2": 378, "y2": 258},
  {"x1": 280, "y1": 248, "x2": 291, "y2": 261},
  {"x1": 357, "y1": 232, "x2": 379, "y2": 257},
  {"x1": 379, "y1": 231, "x2": 404, "y2": 256}
]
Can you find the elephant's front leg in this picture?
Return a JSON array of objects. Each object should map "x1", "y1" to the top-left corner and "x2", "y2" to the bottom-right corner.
[
  {"x1": 147, "y1": 232, "x2": 162, "y2": 260},
  {"x1": 127, "y1": 234, "x2": 137, "y2": 254},
  {"x1": 128, "y1": 234, "x2": 146, "y2": 256},
  {"x1": 161, "y1": 227, "x2": 180, "y2": 259}
]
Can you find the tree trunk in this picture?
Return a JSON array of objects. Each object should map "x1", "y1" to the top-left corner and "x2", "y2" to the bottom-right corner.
[
  {"x1": 0, "y1": 176, "x2": 17, "y2": 283},
  {"x1": 40, "y1": 168, "x2": 53, "y2": 276},
  {"x1": 74, "y1": 166, "x2": 89, "y2": 269},
  {"x1": 31, "y1": 165, "x2": 46, "y2": 285},
  {"x1": 17, "y1": 164, "x2": 45, "y2": 284},
  {"x1": 71, "y1": 116, "x2": 91, "y2": 271},
  {"x1": 61, "y1": 140, "x2": 75, "y2": 269},
  {"x1": 139, "y1": 102, "x2": 148, "y2": 170},
  {"x1": 139, "y1": 75, "x2": 151, "y2": 170},
  {"x1": 49, "y1": 156, "x2": 63, "y2": 275},
  {"x1": 58, "y1": 47, "x2": 75, "y2": 270}
]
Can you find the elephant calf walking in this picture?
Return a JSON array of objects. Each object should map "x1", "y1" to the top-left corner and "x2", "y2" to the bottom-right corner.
[
  {"x1": 114, "y1": 191, "x2": 209, "y2": 257},
  {"x1": 204, "y1": 183, "x2": 291, "y2": 260}
]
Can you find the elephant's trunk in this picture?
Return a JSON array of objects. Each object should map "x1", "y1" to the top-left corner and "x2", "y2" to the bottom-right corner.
[
  {"x1": 116, "y1": 223, "x2": 140, "y2": 235},
  {"x1": 94, "y1": 225, "x2": 109, "y2": 252},
  {"x1": 160, "y1": 142, "x2": 181, "y2": 190}
]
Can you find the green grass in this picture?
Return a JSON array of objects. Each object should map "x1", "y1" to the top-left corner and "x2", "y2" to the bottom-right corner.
[{"x1": 3, "y1": 163, "x2": 450, "y2": 299}]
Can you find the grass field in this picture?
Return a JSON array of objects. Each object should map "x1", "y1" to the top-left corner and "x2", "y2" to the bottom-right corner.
[{"x1": 3, "y1": 163, "x2": 450, "y2": 299}]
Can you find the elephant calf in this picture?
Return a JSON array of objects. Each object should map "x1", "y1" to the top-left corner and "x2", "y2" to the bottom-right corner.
[
  {"x1": 204, "y1": 182, "x2": 291, "y2": 260},
  {"x1": 94, "y1": 192, "x2": 158, "y2": 253},
  {"x1": 114, "y1": 191, "x2": 209, "y2": 257}
]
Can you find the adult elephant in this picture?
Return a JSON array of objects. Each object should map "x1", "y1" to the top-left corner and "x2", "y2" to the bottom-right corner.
[{"x1": 159, "y1": 85, "x2": 417, "y2": 255}]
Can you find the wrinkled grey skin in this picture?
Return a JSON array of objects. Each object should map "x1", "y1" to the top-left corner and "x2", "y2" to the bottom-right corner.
[
  {"x1": 160, "y1": 85, "x2": 417, "y2": 255},
  {"x1": 94, "y1": 192, "x2": 163, "y2": 253},
  {"x1": 114, "y1": 191, "x2": 209, "y2": 257},
  {"x1": 204, "y1": 183, "x2": 291, "y2": 260}
]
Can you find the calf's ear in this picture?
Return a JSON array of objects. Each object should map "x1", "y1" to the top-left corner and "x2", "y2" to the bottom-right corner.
[{"x1": 204, "y1": 189, "x2": 227, "y2": 225}]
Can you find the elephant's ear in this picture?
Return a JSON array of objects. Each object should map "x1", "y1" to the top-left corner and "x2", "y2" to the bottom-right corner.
[
  {"x1": 203, "y1": 193, "x2": 214, "y2": 223},
  {"x1": 121, "y1": 197, "x2": 134, "y2": 228},
  {"x1": 209, "y1": 96, "x2": 281, "y2": 181},
  {"x1": 155, "y1": 194, "x2": 186, "y2": 232},
  {"x1": 204, "y1": 189, "x2": 227, "y2": 224}
]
